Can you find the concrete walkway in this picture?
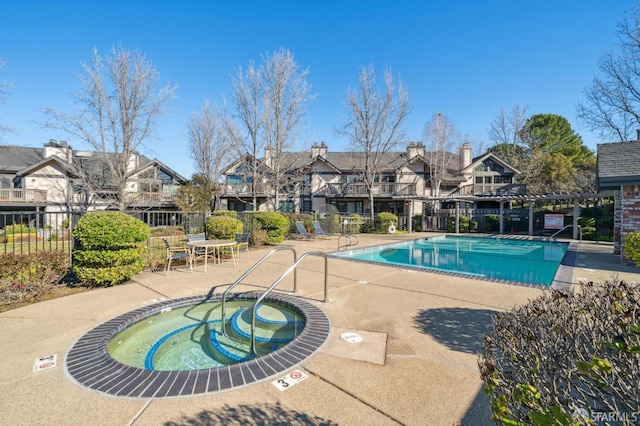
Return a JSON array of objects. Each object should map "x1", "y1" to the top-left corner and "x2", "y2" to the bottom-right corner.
[{"x1": 1, "y1": 233, "x2": 638, "y2": 425}]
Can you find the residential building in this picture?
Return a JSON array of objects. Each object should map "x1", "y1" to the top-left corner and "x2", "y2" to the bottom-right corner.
[
  {"x1": 220, "y1": 142, "x2": 523, "y2": 223},
  {"x1": 0, "y1": 140, "x2": 187, "y2": 216},
  {"x1": 597, "y1": 138, "x2": 640, "y2": 260}
]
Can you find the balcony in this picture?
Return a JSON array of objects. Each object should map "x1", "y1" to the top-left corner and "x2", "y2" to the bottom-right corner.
[
  {"x1": 221, "y1": 183, "x2": 269, "y2": 196},
  {"x1": 0, "y1": 188, "x2": 48, "y2": 204},
  {"x1": 125, "y1": 192, "x2": 180, "y2": 206},
  {"x1": 325, "y1": 183, "x2": 417, "y2": 197}
]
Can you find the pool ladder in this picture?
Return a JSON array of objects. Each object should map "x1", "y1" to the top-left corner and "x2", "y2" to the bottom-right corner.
[
  {"x1": 217, "y1": 245, "x2": 330, "y2": 356},
  {"x1": 338, "y1": 233, "x2": 358, "y2": 250}
]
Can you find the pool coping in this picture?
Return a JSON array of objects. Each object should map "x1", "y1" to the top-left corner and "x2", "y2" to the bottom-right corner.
[
  {"x1": 64, "y1": 292, "x2": 330, "y2": 398},
  {"x1": 328, "y1": 235, "x2": 576, "y2": 290}
]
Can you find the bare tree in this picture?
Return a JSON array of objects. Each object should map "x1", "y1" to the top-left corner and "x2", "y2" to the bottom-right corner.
[
  {"x1": 188, "y1": 100, "x2": 232, "y2": 210},
  {"x1": 338, "y1": 64, "x2": 410, "y2": 221},
  {"x1": 262, "y1": 48, "x2": 315, "y2": 210},
  {"x1": 223, "y1": 49, "x2": 314, "y2": 212},
  {"x1": 44, "y1": 46, "x2": 177, "y2": 210},
  {"x1": 487, "y1": 104, "x2": 545, "y2": 190},
  {"x1": 423, "y1": 112, "x2": 457, "y2": 197},
  {"x1": 224, "y1": 60, "x2": 264, "y2": 211},
  {"x1": 0, "y1": 57, "x2": 14, "y2": 138},
  {"x1": 577, "y1": 6, "x2": 640, "y2": 141}
]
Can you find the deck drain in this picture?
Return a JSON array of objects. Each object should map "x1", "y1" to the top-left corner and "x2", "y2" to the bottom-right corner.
[{"x1": 340, "y1": 332, "x2": 363, "y2": 343}]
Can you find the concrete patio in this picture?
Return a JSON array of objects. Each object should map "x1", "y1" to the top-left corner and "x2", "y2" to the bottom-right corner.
[{"x1": 1, "y1": 233, "x2": 638, "y2": 425}]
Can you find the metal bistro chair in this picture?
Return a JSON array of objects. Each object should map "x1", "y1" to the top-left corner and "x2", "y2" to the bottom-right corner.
[
  {"x1": 162, "y1": 238, "x2": 192, "y2": 276},
  {"x1": 235, "y1": 232, "x2": 250, "y2": 260},
  {"x1": 187, "y1": 232, "x2": 209, "y2": 266}
]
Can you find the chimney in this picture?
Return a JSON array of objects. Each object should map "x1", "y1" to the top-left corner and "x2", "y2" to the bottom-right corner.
[
  {"x1": 459, "y1": 143, "x2": 472, "y2": 170},
  {"x1": 44, "y1": 139, "x2": 72, "y2": 162},
  {"x1": 636, "y1": 129, "x2": 640, "y2": 141},
  {"x1": 311, "y1": 142, "x2": 327, "y2": 159},
  {"x1": 407, "y1": 142, "x2": 424, "y2": 159},
  {"x1": 264, "y1": 146, "x2": 273, "y2": 168}
]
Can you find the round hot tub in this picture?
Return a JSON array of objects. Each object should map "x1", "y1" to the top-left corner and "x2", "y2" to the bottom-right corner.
[{"x1": 65, "y1": 292, "x2": 330, "y2": 398}]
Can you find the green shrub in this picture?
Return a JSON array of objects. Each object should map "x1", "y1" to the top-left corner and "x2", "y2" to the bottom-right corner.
[
  {"x1": 4, "y1": 224, "x2": 35, "y2": 235},
  {"x1": 0, "y1": 251, "x2": 70, "y2": 305},
  {"x1": 212, "y1": 210, "x2": 238, "y2": 218},
  {"x1": 73, "y1": 211, "x2": 150, "y2": 250},
  {"x1": 479, "y1": 279, "x2": 640, "y2": 425},
  {"x1": 254, "y1": 212, "x2": 289, "y2": 245},
  {"x1": 72, "y1": 212, "x2": 150, "y2": 287},
  {"x1": 206, "y1": 215, "x2": 243, "y2": 239},
  {"x1": 481, "y1": 214, "x2": 500, "y2": 232},
  {"x1": 412, "y1": 214, "x2": 423, "y2": 232},
  {"x1": 623, "y1": 232, "x2": 640, "y2": 266},
  {"x1": 448, "y1": 215, "x2": 476, "y2": 232},
  {"x1": 375, "y1": 212, "x2": 398, "y2": 233}
]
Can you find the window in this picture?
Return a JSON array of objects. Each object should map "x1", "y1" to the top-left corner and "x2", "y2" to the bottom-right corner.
[
  {"x1": 475, "y1": 176, "x2": 483, "y2": 184},
  {"x1": 279, "y1": 201, "x2": 293, "y2": 212},
  {"x1": 0, "y1": 175, "x2": 12, "y2": 189},
  {"x1": 494, "y1": 175, "x2": 512, "y2": 184},
  {"x1": 484, "y1": 176, "x2": 491, "y2": 184},
  {"x1": 157, "y1": 169, "x2": 172, "y2": 181}
]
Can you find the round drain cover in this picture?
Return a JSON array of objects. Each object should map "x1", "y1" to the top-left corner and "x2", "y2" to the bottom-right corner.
[{"x1": 340, "y1": 332, "x2": 363, "y2": 343}]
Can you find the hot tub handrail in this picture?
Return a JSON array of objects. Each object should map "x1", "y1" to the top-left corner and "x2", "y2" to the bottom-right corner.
[
  {"x1": 219, "y1": 245, "x2": 297, "y2": 336},
  {"x1": 249, "y1": 251, "x2": 329, "y2": 356}
]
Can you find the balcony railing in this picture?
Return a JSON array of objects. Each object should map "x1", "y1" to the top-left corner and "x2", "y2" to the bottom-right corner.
[
  {"x1": 125, "y1": 192, "x2": 180, "y2": 205},
  {"x1": 222, "y1": 183, "x2": 269, "y2": 196},
  {"x1": 0, "y1": 189, "x2": 48, "y2": 204},
  {"x1": 325, "y1": 183, "x2": 417, "y2": 197}
]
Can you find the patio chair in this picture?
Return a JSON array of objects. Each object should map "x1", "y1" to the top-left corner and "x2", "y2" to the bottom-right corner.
[
  {"x1": 295, "y1": 221, "x2": 316, "y2": 239},
  {"x1": 235, "y1": 232, "x2": 250, "y2": 259},
  {"x1": 162, "y1": 238, "x2": 192, "y2": 276},
  {"x1": 312, "y1": 221, "x2": 334, "y2": 239},
  {"x1": 187, "y1": 233, "x2": 209, "y2": 265}
]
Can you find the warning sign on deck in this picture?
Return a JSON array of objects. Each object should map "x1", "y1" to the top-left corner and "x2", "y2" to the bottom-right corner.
[
  {"x1": 33, "y1": 354, "x2": 57, "y2": 372},
  {"x1": 271, "y1": 369, "x2": 308, "y2": 391}
]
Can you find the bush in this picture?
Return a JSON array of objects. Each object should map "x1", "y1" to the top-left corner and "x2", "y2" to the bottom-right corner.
[
  {"x1": 0, "y1": 251, "x2": 70, "y2": 305},
  {"x1": 4, "y1": 224, "x2": 35, "y2": 235},
  {"x1": 212, "y1": 210, "x2": 238, "y2": 218},
  {"x1": 375, "y1": 212, "x2": 398, "y2": 233},
  {"x1": 479, "y1": 279, "x2": 640, "y2": 425},
  {"x1": 481, "y1": 214, "x2": 500, "y2": 232},
  {"x1": 448, "y1": 215, "x2": 477, "y2": 232},
  {"x1": 72, "y1": 212, "x2": 150, "y2": 287},
  {"x1": 623, "y1": 232, "x2": 640, "y2": 266},
  {"x1": 206, "y1": 215, "x2": 243, "y2": 239},
  {"x1": 250, "y1": 229, "x2": 268, "y2": 247},
  {"x1": 412, "y1": 214, "x2": 423, "y2": 232},
  {"x1": 254, "y1": 212, "x2": 289, "y2": 245}
]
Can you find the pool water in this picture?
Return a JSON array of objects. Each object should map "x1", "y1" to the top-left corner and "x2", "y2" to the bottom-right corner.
[
  {"x1": 107, "y1": 300, "x2": 304, "y2": 371},
  {"x1": 334, "y1": 236, "x2": 569, "y2": 286}
]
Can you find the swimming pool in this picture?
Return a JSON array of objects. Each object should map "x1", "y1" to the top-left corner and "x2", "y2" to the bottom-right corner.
[{"x1": 332, "y1": 235, "x2": 572, "y2": 286}]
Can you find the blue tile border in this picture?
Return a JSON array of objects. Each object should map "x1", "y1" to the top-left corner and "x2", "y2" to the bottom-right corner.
[{"x1": 65, "y1": 292, "x2": 330, "y2": 398}]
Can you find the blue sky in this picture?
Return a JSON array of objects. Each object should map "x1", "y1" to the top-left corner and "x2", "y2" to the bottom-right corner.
[{"x1": 0, "y1": 1, "x2": 635, "y2": 178}]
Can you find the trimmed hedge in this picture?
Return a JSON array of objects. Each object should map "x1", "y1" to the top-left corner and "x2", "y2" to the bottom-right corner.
[
  {"x1": 72, "y1": 212, "x2": 150, "y2": 287},
  {"x1": 206, "y1": 215, "x2": 243, "y2": 240},
  {"x1": 254, "y1": 212, "x2": 288, "y2": 245},
  {"x1": 375, "y1": 212, "x2": 398, "y2": 233}
]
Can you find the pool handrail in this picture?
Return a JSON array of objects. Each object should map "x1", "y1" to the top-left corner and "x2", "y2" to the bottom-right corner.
[
  {"x1": 249, "y1": 250, "x2": 329, "y2": 356},
  {"x1": 338, "y1": 234, "x2": 358, "y2": 250},
  {"x1": 219, "y1": 245, "x2": 297, "y2": 337},
  {"x1": 548, "y1": 224, "x2": 582, "y2": 242}
]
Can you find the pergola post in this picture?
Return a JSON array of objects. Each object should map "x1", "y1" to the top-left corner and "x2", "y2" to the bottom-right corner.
[
  {"x1": 499, "y1": 201, "x2": 505, "y2": 234},
  {"x1": 529, "y1": 201, "x2": 534, "y2": 236},
  {"x1": 455, "y1": 201, "x2": 460, "y2": 234},
  {"x1": 573, "y1": 198, "x2": 580, "y2": 240}
]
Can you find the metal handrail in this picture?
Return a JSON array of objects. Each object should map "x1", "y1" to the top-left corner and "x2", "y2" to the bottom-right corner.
[
  {"x1": 549, "y1": 224, "x2": 582, "y2": 241},
  {"x1": 249, "y1": 251, "x2": 329, "y2": 356},
  {"x1": 219, "y1": 245, "x2": 297, "y2": 336},
  {"x1": 338, "y1": 234, "x2": 358, "y2": 250}
]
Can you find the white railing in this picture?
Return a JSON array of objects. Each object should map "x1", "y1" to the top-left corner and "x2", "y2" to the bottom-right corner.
[{"x1": 0, "y1": 189, "x2": 48, "y2": 203}]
